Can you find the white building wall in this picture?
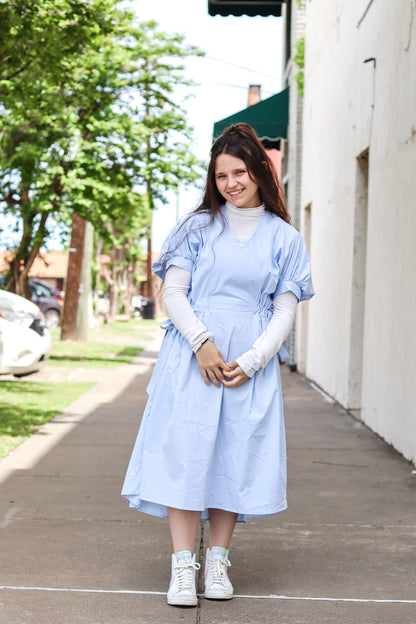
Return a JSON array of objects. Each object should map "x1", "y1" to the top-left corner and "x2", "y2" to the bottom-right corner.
[
  {"x1": 302, "y1": 0, "x2": 416, "y2": 462},
  {"x1": 286, "y1": 0, "x2": 306, "y2": 229},
  {"x1": 281, "y1": 0, "x2": 309, "y2": 367}
]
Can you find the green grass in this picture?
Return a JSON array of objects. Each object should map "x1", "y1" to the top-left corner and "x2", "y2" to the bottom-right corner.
[
  {"x1": 51, "y1": 319, "x2": 161, "y2": 352},
  {"x1": 49, "y1": 341, "x2": 143, "y2": 368},
  {"x1": 48, "y1": 317, "x2": 163, "y2": 368},
  {"x1": 89, "y1": 318, "x2": 161, "y2": 339},
  {"x1": 0, "y1": 381, "x2": 94, "y2": 460},
  {"x1": 0, "y1": 317, "x2": 161, "y2": 460}
]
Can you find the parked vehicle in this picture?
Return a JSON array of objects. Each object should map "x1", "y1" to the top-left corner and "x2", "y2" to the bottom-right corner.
[
  {"x1": 0, "y1": 290, "x2": 51, "y2": 377},
  {"x1": 132, "y1": 294, "x2": 149, "y2": 316},
  {"x1": 29, "y1": 278, "x2": 63, "y2": 329}
]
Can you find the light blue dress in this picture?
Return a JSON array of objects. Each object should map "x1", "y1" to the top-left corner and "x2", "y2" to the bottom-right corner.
[{"x1": 122, "y1": 206, "x2": 314, "y2": 522}]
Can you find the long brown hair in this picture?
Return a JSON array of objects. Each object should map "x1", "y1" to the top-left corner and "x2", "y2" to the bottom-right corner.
[
  {"x1": 157, "y1": 124, "x2": 290, "y2": 275},
  {"x1": 196, "y1": 122, "x2": 290, "y2": 223}
]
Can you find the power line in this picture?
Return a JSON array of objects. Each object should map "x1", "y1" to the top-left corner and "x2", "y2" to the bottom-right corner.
[
  {"x1": 206, "y1": 80, "x2": 275, "y2": 95},
  {"x1": 205, "y1": 55, "x2": 281, "y2": 81}
]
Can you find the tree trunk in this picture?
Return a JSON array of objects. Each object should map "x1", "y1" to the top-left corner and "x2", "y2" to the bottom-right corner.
[
  {"x1": 108, "y1": 242, "x2": 119, "y2": 323},
  {"x1": 144, "y1": 182, "x2": 155, "y2": 319},
  {"x1": 61, "y1": 213, "x2": 86, "y2": 340},
  {"x1": 126, "y1": 258, "x2": 136, "y2": 317},
  {"x1": 93, "y1": 235, "x2": 103, "y2": 315},
  {"x1": 118, "y1": 246, "x2": 132, "y2": 316},
  {"x1": 5, "y1": 185, "x2": 50, "y2": 298},
  {"x1": 6, "y1": 204, "x2": 51, "y2": 299}
]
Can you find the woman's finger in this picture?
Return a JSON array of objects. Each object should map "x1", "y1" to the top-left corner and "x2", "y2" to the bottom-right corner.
[
  {"x1": 224, "y1": 367, "x2": 240, "y2": 379},
  {"x1": 224, "y1": 377, "x2": 246, "y2": 388},
  {"x1": 207, "y1": 368, "x2": 221, "y2": 388},
  {"x1": 201, "y1": 369, "x2": 210, "y2": 386},
  {"x1": 223, "y1": 375, "x2": 241, "y2": 387},
  {"x1": 214, "y1": 367, "x2": 227, "y2": 382},
  {"x1": 223, "y1": 365, "x2": 250, "y2": 388}
]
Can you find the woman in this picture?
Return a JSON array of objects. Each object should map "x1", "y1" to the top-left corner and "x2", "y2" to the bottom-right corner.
[{"x1": 122, "y1": 123, "x2": 314, "y2": 606}]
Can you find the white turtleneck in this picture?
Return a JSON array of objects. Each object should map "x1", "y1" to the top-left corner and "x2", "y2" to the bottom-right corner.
[
  {"x1": 163, "y1": 203, "x2": 298, "y2": 377},
  {"x1": 225, "y1": 200, "x2": 265, "y2": 244}
]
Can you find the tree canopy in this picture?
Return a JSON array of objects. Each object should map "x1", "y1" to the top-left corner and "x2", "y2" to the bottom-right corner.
[{"x1": 0, "y1": 0, "x2": 203, "y2": 295}]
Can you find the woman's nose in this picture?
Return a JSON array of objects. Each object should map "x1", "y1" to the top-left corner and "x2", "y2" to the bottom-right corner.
[{"x1": 227, "y1": 177, "x2": 238, "y2": 188}]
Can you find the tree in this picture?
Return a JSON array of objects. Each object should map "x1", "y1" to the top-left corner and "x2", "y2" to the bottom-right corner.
[
  {"x1": 66, "y1": 19, "x2": 204, "y2": 322},
  {"x1": 0, "y1": 2, "x2": 203, "y2": 306},
  {"x1": 0, "y1": 0, "x2": 130, "y2": 296},
  {"x1": 129, "y1": 21, "x2": 203, "y2": 306}
]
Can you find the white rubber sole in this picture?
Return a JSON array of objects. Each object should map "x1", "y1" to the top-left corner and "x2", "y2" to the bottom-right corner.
[
  {"x1": 167, "y1": 593, "x2": 198, "y2": 606},
  {"x1": 204, "y1": 589, "x2": 234, "y2": 600}
]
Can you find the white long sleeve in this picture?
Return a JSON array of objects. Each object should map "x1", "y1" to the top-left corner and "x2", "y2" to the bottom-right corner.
[
  {"x1": 163, "y1": 265, "x2": 213, "y2": 352},
  {"x1": 164, "y1": 266, "x2": 297, "y2": 372},
  {"x1": 235, "y1": 290, "x2": 298, "y2": 377}
]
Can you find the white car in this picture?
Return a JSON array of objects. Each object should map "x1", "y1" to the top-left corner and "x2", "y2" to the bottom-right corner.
[{"x1": 0, "y1": 289, "x2": 51, "y2": 377}]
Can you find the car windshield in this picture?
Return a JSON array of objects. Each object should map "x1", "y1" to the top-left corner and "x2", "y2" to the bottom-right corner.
[{"x1": 31, "y1": 282, "x2": 53, "y2": 296}]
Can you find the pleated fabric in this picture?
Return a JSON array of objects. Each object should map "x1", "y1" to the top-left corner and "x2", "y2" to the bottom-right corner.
[{"x1": 122, "y1": 207, "x2": 314, "y2": 521}]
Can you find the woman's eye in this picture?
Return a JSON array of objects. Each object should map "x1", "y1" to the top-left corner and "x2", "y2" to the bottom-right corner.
[{"x1": 236, "y1": 170, "x2": 245, "y2": 175}]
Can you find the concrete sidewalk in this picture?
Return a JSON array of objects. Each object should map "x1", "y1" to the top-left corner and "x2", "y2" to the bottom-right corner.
[{"x1": 0, "y1": 327, "x2": 415, "y2": 624}]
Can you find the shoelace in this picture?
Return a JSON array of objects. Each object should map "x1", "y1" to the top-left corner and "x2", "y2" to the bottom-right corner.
[
  {"x1": 174, "y1": 560, "x2": 201, "y2": 592},
  {"x1": 209, "y1": 557, "x2": 231, "y2": 585}
]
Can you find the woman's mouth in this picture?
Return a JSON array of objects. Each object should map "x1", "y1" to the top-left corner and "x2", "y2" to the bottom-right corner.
[{"x1": 228, "y1": 188, "x2": 244, "y2": 197}]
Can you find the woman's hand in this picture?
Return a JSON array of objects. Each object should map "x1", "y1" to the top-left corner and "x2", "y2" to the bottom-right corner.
[
  {"x1": 195, "y1": 341, "x2": 231, "y2": 387},
  {"x1": 222, "y1": 361, "x2": 250, "y2": 388}
]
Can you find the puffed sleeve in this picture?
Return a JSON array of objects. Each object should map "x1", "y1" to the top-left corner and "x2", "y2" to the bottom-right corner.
[
  {"x1": 274, "y1": 230, "x2": 314, "y2": 302},
  {"x1": 152, "y1": 213, "x2": 205, "y2": 280}
]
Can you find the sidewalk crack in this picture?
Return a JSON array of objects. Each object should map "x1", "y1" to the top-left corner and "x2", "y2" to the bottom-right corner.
[{"x1": 196, "y1": 521, "x2": 205, "y2": 623}]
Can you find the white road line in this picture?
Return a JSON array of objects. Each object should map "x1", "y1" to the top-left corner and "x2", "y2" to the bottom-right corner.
[
  {"x1": 234, "y1": 594, "x2": 416, "y2": 604},
  {"x1": 0, "y1": 587, "x2": 415, "y2": 604},
  {"x1": 0, "y1": 587, "x2": 165, "y2": 596}
]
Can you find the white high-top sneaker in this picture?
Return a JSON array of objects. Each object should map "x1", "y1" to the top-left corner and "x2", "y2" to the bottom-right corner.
[
  {"x1": 167, "y1": 551, "x2": 200, "y2": 606},
  {"x1": 204, "y1": 547, "x2": 234, "y2": 600}
]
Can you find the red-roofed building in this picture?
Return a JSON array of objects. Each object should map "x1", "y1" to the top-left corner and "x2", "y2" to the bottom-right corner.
[{"x1": 0, "y1": 251, "x2": 68, "y2": 291}]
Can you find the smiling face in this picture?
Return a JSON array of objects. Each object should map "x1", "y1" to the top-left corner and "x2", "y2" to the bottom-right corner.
[{"x1": 214, "y1": 153, "x2": 261, "y2": 209}]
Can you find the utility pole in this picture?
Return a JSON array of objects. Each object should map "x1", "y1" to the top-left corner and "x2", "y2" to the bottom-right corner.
[
  {"x1": 76, "y1": 220, "x2": 93, "y2": 340},
  {"x1": 61, "y1": 213, "x2": 86, "y2": 340},
  {"x1": 141, "y1": 67, "x2": 155, "y2": 319},
  {"x1": 144, "y1": 179, "x2": 155, "y2": 319},
  {"x1": 146, "y1": 225, "x2": 153, "y2": 300},
  {"x1": 143, "y1": 81, "x2": 155, "y2": 319}
]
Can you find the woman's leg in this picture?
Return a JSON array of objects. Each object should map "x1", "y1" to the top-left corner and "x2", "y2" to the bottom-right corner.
[
  {"x1": 168, "y1": 507, "x2": 201, "y2": 553},
  {"x1": 204, "y1": 509, "x2": 236, "y2": 600},
  {"x1": 167, "y1": 508, "x2": 202, "y2": 606},
  {"x1": 208, "y1": 508, "x2": 238, "y2": 548}
]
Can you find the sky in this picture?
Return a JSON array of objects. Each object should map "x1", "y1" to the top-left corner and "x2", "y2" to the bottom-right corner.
[
  {"x1": 0, "y1": 0, "x2": 284, "y2": 253},
  {"x1": 129, "y1": 0, "x2": 284, "y2": 249}
]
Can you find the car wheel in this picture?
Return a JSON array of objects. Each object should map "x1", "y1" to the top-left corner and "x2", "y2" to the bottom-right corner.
[{"x1": 44, "y1": 309, "x2": 60, "y2": 329}]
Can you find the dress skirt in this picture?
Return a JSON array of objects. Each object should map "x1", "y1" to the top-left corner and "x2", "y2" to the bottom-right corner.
[{"x1": 121, "y1": 207, "x2": 314, "y2": 522}]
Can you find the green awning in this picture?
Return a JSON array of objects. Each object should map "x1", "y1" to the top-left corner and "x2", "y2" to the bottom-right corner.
[{"x1": 213, "y1": 88, "x2": 289, "y2": 141}]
